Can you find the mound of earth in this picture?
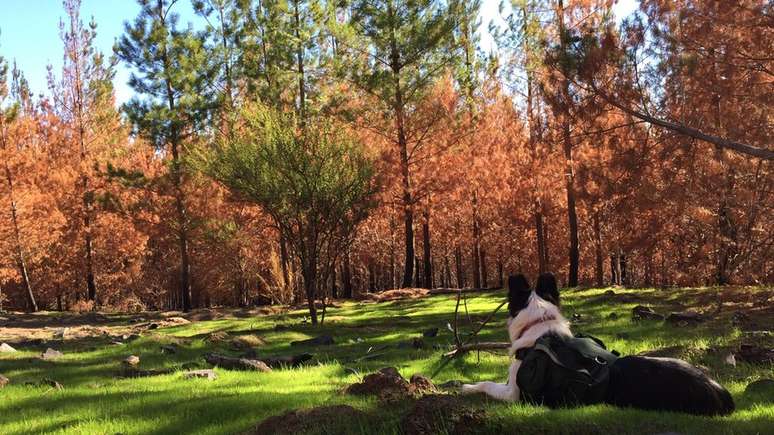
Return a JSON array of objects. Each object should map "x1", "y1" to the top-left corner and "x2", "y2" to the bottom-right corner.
[
  {"x1": 401, "y1": 394, "x2": 486, "y2": 435},
  {"x1": 346, "y1": 367, "x2": 437, "y2": 401},
  {"x1": 250, "y1": 405, "x2": 367, "y2": 435}
]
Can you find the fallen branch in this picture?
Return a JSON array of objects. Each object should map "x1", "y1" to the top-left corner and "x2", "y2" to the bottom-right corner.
[{"x1": 443, "y1": 342, "x2": 510, "y2": 358}]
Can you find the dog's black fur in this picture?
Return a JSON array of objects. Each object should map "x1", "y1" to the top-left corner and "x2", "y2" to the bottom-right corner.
[{"x1": 513, "y1": 274, "x2": 735, "y2": 416}]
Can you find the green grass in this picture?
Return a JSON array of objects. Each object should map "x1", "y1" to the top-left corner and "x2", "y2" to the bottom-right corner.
[{"x1": 1, "y1": 286, "x2": 772, "y2": 434}]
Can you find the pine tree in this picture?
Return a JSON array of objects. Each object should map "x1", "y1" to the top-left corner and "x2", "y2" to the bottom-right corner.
[
  {"x1": 337, "y1": 0, "x2": 461, "y2": 288},
  {"x1": 116, "y1": 0, "x2": 214, "y2": 312}
]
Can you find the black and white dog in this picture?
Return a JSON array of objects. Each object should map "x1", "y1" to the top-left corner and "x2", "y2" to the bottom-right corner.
[{"x1": 462, "y1": 273, "x2": 735, "y2": 416}]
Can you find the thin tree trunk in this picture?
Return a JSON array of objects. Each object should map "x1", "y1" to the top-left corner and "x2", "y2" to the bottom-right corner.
[
  {"x1": 496, "y1": 256, "x2": 503, "y2": 289},
  {"x1": 557, "y1": 0, "x2": 579, "y2": 287},
  {"x1": 472, "y1": 192, "x2": 482, "y2": 288},
  {"x1": 342, "y1": 252, "x2": 352, "y2": 298},
  {"x1": 3, "y1": 162, "x2": 37, "y2": 312},
  {"x1": 422, "y1": 208, "x2": 432, "y2": 289},
  {"x1": 387, "y1": 4, "x2": 414, "y2": 289},
  {"x1": 480, "y1": 248, "x2": 488, "y2": 288},
  {"x1": 593, "y1": 211, "x2": 604, "y2": 287},
  {"x1": 455, "y1": 245, "x2": 465, "y2": 288}
]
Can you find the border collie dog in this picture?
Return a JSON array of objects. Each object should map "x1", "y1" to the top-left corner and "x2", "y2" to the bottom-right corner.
[{"x1": 462, "y1": 273, "x2": 735, "y2": 416}]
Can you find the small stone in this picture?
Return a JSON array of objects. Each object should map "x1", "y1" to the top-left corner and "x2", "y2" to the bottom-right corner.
[
  {"x1": 124, "y1": 355, "x2": 140, "y2": 367},
  {"x1": 110, "y1": 341, "x2": 124, "y2": 346},
  {"x1": 724, "y1": 353, "x2": 736, "y2": 367},
  {"x1": 0, "y1": 374, "x2": 9, "y2": 388},
  {"x1": 632, "y1": 305, "x2": 664, "y2": 321},
  {"x1": 0, "y1": 343, "x2": 17, "y2": 353},
  {"x1": 41, "y1": 348, "x2": 63, "y2": 360},
  {"x1": 183, "y1": 369, "x2": 217, "y2": 380},
  {"x1": 160, "y1": 345, "x2": 177, "y2": 354},
  {"x1": 147, "y1": 323, "x2": 159, "y2": 330},
  {"x1": 422, "y1": 328, "x2": 439, "y2": 338}
]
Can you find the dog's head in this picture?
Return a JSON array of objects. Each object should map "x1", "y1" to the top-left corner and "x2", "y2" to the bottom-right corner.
[{"x1": 506, "y1": 272, "x2": 563, "y2": 342}]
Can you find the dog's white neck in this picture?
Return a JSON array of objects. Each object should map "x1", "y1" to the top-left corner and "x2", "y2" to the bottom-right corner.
[{"x1": 508, "y1": 293, "x2": 572, "y2": 355}]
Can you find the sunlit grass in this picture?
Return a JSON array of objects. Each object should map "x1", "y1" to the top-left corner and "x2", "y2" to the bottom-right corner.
[{"x1": 0, "y1": 286, "x2": 771, "y2": 434}]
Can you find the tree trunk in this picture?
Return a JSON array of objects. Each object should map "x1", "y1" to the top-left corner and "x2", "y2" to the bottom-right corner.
[
  {"x1": 386, "y1": 8, "x2": 414, "y2": 289},
  {"x1": 422, "y1": 209, "x2": 432, "y2": 289},
  {"x1": 593, "y1": 211, "x2": 604, "y2": 287},
  {"x1": 496, "y1": 256, "x2": 504, "y2": 289},
  {"x1": 557, "y1": 0, "x2": 579, "y2": 287},
  {"x1": 472, "y1": 192, "x2": 482, "y2": 288},
  {"x1": 342, "y1": 252, "x2": 353, "y2": 298},
  {"x1": 302, "y1": 259, "x2": 318, "y2": 325},
  {"x1": 455, "y1": 245, "x2": 465, "y2": 288},
  {"x1": 480, "y1": 248, "x2": 488, "y2": 288},
  {"x1": 331, "y1": 263, "x2": 338, "y2": 299},
  {"x1": 535, "y1": 201, "x2": 548, "y2": 274},
  {"x1": 4, "y1": 163, "x2": 37, "y2": 312}
]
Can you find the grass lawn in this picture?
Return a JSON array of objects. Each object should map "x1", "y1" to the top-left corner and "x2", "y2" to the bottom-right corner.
[{"x1": 1, "y1": 286, "x2": 772, "y2": 434}]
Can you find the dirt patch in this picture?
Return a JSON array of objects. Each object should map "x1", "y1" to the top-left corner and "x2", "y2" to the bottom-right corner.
[
  {"x1": 250, "y1": 405, "x2": 367, "y2": 435},
  {"x1": 401, "y1": 394, "x2": 486, "y2": 435},
  {"x1": 357, "y1": 288, "x2": 429, "y2": 302},
  {"x1": 346, "y1": 367, "x2": 438, "y2": 402}
]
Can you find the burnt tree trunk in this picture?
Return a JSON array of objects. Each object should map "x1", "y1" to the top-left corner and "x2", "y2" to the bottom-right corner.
[
  {"x1": 472, "y1": 192, "x2": 482, "y2": 288},
  {"x1": 455, "y1": 245, "x2": 465, "y2": 288},
  {"x1": 422, "y1": 209, "x2": 432, "y2": 289},
  {"x1": 593, "y1": 211, "x2": 604, "y2": 287},
  {"x1": 480, "y1": 248, "x2": 488, "y2": 288},
  {"x1": 342, "y1": 252, "x2": 353, "y2": 299}
]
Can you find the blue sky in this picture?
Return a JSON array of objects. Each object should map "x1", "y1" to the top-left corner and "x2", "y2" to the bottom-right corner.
[{"x1": 0, "y1": 0, "x2": 637, "y2": 105}]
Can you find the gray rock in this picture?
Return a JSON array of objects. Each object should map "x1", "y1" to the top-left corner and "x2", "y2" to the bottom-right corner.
[
  {"x1": 0, "y1": 374, "x2": 9, "y2": 388},
  {"x1": 124, "y1": 355, "x2": 140, "y2": 367},
  {"x1": 184, "y1": 369, "x2": 217, "y2": 380},
  {"x1": 40, "y1": 348, "x2": 63, "y2": 360},
  {"x1": 632, "y1": 305, "x2": 664, "y2": 321},
  {"x1": 0, "y1": 343, "x2": 17, "y2": 353}
]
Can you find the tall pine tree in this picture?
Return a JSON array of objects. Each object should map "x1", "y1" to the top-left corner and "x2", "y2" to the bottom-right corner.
[
  {"x1": 337, "y1": 0, "x2": 461, "y2": 288},
  {"x1": 116, "y1": 0, "x2": 214, "y2": 311}
]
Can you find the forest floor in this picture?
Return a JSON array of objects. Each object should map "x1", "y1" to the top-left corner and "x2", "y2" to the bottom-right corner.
[{"x1": 0, "y1": 285, "x2": 772, "y2": 434}]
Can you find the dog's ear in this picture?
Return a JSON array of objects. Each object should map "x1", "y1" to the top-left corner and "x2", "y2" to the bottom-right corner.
[
  {"x1": 535, "y1": 273, "x2": 560, "y2": 306},
  {"x1": 507, "y1": 274, "x2": 531, "y2": 317}
]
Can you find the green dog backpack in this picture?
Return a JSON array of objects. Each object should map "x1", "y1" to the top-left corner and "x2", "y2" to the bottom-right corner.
[{"x1": 515, "y1": 333, "x2": 619, "y2": 407}]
